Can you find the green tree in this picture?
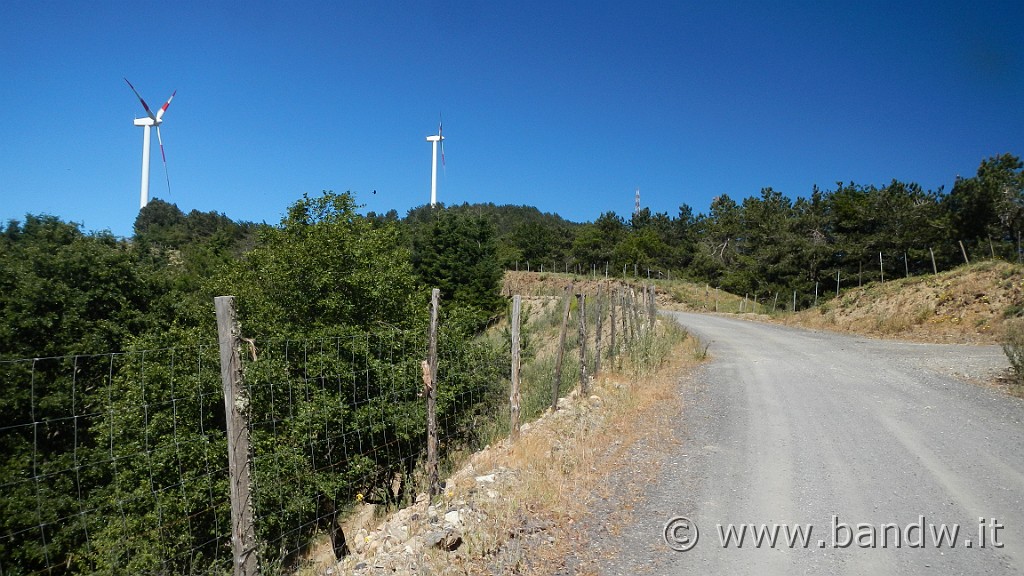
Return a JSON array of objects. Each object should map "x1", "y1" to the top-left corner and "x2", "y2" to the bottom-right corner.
[{"x1": 411, "y1": 209, "x2": 505, "y2": 326}]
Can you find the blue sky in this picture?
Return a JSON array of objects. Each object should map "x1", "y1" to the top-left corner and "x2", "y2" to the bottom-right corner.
[{"x1": 2, "y1": 1, "x2": 1022, "y2": 237}]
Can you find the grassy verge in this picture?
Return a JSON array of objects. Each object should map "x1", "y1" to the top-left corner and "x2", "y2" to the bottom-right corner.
[{"x1": 413, "y1": 317, "x2": 697, "y2": 574}]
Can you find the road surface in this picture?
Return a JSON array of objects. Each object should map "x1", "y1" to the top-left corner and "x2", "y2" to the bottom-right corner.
[{"x1": 595, "y1": 312, "x2": 1024, "y2": 575}]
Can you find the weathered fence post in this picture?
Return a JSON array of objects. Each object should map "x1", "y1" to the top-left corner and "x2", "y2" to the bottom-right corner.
[
  {"x1": 577, "y1": 293, "x2": 588, "y2": 395},
  {"x1": 552, "y1": 285, "x2": 572, "y2": 411},
  {"x1": 959, "y1": 240, "x2": 970, "y2": 265},
  {"x1": 609, "y1": 287, "x2": 617, "y2": 363},
  {"x1": 930, "y1": 247, "x2": 938, "y2": 275},
  {"x1": 594, "y1": 289, "x2": 604, "y2": 375},
  {"x1": 510, "y1": 295, "x2": 522, "y2": 440},
  {"x1": 214, "y1": 296, "x2": 259, "y2": 576},
  {"x1": 836, "y1": 270, "x2": 841, "y2": 297},
  {"x1": 426, "y1": 288, "x2": 440, "y2": 496},
  {"x1": 879, "y1": 252, "x2": 884, "y2": 284},
  {"x1": 647, "y1": 284, "x2": 657, "y2": 329}
]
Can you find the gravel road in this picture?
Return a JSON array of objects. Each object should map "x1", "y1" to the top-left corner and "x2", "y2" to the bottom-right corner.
[{"x1": 593, "y1": 312, "x2": 1024, "y2": 575}]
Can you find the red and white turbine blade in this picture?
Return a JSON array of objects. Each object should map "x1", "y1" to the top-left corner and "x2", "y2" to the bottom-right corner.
[
  {"x1": 156, "y1": 90, "x2": 176, "y2": 121},
  {"x1": 156, "y1": 125, "x2": 171, "y2": 196},
  {"x1": 124, "y1": 78, "x2": 156, "y2": 120}
]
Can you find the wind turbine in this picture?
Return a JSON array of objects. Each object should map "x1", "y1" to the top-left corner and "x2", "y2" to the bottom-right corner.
[
  {"x1": 125, "y1": 78, "x2": 175, "y2": 209},
  {"x1": 425, "y1": 117, "x2": 445, "y2": 207}
]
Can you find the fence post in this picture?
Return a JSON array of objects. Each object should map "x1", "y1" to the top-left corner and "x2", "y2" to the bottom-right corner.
[
  {"x1": 510, "y1": 295, "x2": 522, "y2": 441},
  {"x1": 552, "y1": 285, "x2": 572, "y2": 411},
  {"x1": 959, "y1": 241, "x2": 970, "y2": 265},
  {"x1": 214, "y1": 296, "x2": 259, "y2": 576},
  {"x1": 609, "y1": 287, "x2": 617, "y2": 362},
  {"x1": 577, "y1": 293, "x2": 588, "y2": 395},
  {"x1": 836, "y1": 270, "x2": 841, "y2": 297},
  {"x1": 879, "y1": 252, "x2": 884, "y2": 284},
  {"x1": 930, "y1": 247, "x2": 938, "y2": 275},
  {"x1": 594, "y1": 289, "x2": 604, "y2": 376},
  {"x1": 648, "y1": 284, "x2": 657, "y2": 329},
  {"x1": 426, "y1": 288, "x2": 440, "y2": 496}
]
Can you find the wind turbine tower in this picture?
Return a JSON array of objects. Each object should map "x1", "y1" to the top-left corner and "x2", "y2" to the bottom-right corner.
[
  {"x1": 126, "y1": 79, "x2": 175, "y2": 210},
  {"x1": 426, "y1": 120, "x2": 445, "y2": 207}
]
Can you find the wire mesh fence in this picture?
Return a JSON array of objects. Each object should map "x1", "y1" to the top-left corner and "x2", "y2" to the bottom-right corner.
[
  {"x1": 0, "y1": 282, "x2": 665, "y2": 575},
  {"x1": 0, "y1": 310, "x2": 510, "y2": 575}
]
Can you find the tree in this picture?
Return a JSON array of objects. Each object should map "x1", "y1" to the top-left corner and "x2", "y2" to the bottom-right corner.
[{"x1": 411, "y1": 208, "x2": 504, "y2": 326}]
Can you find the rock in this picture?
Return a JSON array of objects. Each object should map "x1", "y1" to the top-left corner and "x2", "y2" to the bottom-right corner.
[
  {"x1": 520, "y1": 422, "x2": 531, "y2": 433},
  {"x1": 425, "y1": 528, "x2": 463, "y2": 551},
  {"x1": 588, "y1": 394, "x2": 604, "y2": 407},
  {"x1": 444, "y1": 510, "x2": 461, "y2": 526},
  {"x1": 474, "y1": 473, "x2": 496, "y2": 483}
]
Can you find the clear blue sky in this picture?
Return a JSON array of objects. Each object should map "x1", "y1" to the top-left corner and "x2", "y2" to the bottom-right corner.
[{"x1": 2, "y1": 1, "x2": 1022, "y2": 237}]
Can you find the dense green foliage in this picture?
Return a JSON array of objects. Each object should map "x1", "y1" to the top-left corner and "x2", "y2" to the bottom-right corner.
[{"x1": 1, "y1": 193, "x2": 506, "y2": 574}]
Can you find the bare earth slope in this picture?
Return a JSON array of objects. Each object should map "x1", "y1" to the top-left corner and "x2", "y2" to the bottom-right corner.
[
  {"x1": 588, "y1": 312, "x2": 1024, "y2": 575},
  {"x1": 782, "y1": 261, "x2": 1024, "y2": 344}
]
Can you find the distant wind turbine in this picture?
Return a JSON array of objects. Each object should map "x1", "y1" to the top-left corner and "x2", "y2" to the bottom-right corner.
[
  {"x1": 125, "y1": 78, "x2": 175, "y2": 209},
  {"x1": 426, "y1": 117, "x2": 445, "y2": 207}
]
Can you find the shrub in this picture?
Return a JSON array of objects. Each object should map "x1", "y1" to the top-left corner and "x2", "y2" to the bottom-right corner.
[{"x1": 1002, "y1": 318, "x2": 1024, "y2": 386}]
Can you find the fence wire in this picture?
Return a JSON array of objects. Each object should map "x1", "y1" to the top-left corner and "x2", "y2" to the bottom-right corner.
[{"x1": 1, "y1": 315, "x2": 511, "y2": 575}]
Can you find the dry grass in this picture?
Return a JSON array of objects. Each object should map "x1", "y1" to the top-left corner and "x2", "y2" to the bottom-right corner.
[
  {"x1": 414, "y1": 328, "x2": 700, "y2": 575},
  {"x1": 780, "y1": 261, "x2": 1024, "y2": 343}
]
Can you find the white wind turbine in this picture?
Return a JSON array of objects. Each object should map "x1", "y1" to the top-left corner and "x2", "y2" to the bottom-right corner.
[
  {"x1": 125, "y1": 78, "x2": 176, "y2": 209},
  {"x1": 425, "y1": 117, "x2": 445, "y2": 207}
]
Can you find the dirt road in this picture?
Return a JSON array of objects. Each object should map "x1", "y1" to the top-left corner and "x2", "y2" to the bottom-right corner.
[{"x1": 593, "y1": 312, "x2": 1024, "y2": 575}]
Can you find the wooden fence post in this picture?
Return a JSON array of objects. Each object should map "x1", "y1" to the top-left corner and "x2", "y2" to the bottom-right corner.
[
  {"x1": 214, "y1": 296, "x2": 259, "y2": 576},
  {"x1": 930, "y1": 247, "x2": 938, "y2": 275},
  {"x1": 426, "y1": 288, "x2": 440, "y2": 496},
  {"x1": 609, "y1": 287, "x2": 617, "y2": 362},
  {"x1": 594, "y1": 288, "x2": 604, "y2": 376},
  {"x1": 647, "y1": 284, "x2": 657, "y2": 329},
  {"x1": 959, "y1": 240, "x2": 970, "y2": 265},
  {"x1": 510, "y1": 295, "x2": 522, "y2": 441},
  {"x1": 577, "y1": 293, "x2": 588, "y2": 396},
  {"x1": 552, "y1": 285, "x2": 572, "y2": 411}
]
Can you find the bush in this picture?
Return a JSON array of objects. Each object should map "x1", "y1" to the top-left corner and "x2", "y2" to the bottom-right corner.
[{"x1": 1002, "y1": 318, "x2": 1024, "y2": 386}]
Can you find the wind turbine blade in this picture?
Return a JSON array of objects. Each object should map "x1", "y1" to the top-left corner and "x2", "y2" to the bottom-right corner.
[
  {"x1": 156, "y1": 90, "x2": 176, "y2": 121},
  {"x1": 124, "y1": 78, "x2": 156, "y2": 120},
  {"x1": 438, "y1": 115, "x2": 445, "y2": 172},
  {"x1": 156, "y1": 125, "x2": 171, "y2": 196}
]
